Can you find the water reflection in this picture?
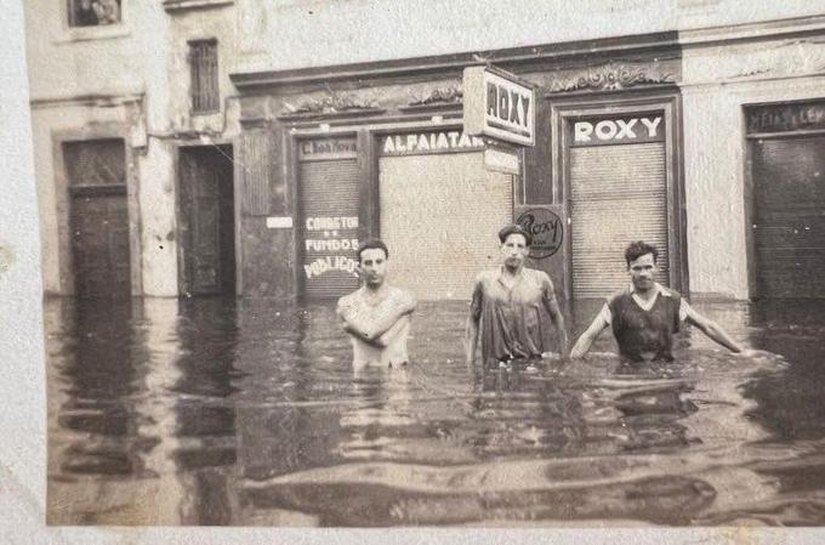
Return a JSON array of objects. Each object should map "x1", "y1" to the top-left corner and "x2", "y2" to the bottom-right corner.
[{"x1": 46, "y1": 296, "x2": 823, "y2": 526}]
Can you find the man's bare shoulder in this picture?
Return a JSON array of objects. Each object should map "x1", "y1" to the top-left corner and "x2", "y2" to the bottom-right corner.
[
  {"x1": 336, "y1": 289, "x2": 362, "y2": 312},
  {"x1": 386, "y1": 285, "x2": 417, "y2": 309}
]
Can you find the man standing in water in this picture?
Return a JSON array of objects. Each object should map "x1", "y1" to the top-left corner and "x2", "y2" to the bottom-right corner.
[
  {"x1": 337, "y1": 239, "x2": 417, "y2": 369},
  {"x1": 570, "y1": 241, "x2": 760, "y2": 362},
  {"x1": 465, "y1": 224, "x2": 568, "y2": 369}
]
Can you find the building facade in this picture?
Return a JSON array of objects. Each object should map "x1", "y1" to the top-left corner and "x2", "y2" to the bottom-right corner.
[{"x1": 28, "y1": 0, "x2": 825, "y2": 301}]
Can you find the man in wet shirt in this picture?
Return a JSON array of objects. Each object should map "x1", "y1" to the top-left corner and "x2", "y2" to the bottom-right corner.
[
  {"x1": 465, "y1": 224, "x2": 568, "y2": 368},
  {"x1": 570, "y1": 241, "x2": 760, "y2": 362},
  {"x1": 337, "y1": 239, "x2": 417, "y2": 369}
]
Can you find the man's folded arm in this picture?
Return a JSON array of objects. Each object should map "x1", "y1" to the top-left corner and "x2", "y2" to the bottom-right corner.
[{"x1": 338, "y1": 293, "x2": 416, "y2": 342}]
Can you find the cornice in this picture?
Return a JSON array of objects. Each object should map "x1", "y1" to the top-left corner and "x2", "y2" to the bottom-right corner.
[
  {"x1": 163, "y1": 0, "x2": 233, "y2": 13},
  {"x1": 30, "y1": 92, "x2": 144, "y2": 110},
  {"x1": 230, "y1": 32, "x2": 680, "y2": 93},
  {"x1": 679, "y1": 13, "x2": 825, "y2": 48}
]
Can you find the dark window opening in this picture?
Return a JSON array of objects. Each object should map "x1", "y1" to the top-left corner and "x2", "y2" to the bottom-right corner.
[
  {"x1": 189, "y1": 39, "x2": 220, "y2": 114},
  {"x1": 68, "y1": 0, "x2": 122, "y2": 27}
]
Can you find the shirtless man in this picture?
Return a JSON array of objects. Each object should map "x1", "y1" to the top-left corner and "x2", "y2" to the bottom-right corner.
[
  {"x1": 337, "y1": 239, "x2": 416, "y2": 369},
  {"x1": 570, "y1": 241, "x2": 762, "y2": 362}
]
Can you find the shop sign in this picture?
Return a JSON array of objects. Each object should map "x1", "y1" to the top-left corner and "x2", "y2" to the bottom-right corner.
[
  {"x1": 303, "y1": 215, "x2": 360, "y2": 279},
  {"x1": 304, "y1": 255, "x2": 359, "y2": 279},
  {"x1": 747, "y1": 101, "x2": 825, "y2": 134},
  {"x1": 299, "y1": 137, "x2": 357, "y2": 161},
  {"x1": 483, "y1": 147, "x2": 520, "y2": 174},
  {"x1": 463, "y1": 66, "x2": 535, "y2": 146},
  {"x1": 570, "y1": 115, "x2": 664, "y2": 146},
  {"x1": 516, "y1": 207, "x2": 563, "y2": 259},
  {"x1": 380, "y1": 130, "x2": 484, "y2": 156}
]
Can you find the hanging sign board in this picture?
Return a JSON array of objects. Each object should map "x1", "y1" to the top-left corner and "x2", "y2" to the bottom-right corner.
[
  {"x1": 483, "y1": 147, "x2": 520, "y2": 174},
  {"x1": 463, "y1": 65, "x2": 536, "y2": 147}
]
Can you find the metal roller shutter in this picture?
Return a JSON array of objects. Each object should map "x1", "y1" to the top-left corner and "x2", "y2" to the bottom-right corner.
[
  {"x1": 752, "y1": 136, "x2": 825, "y2": 298},
  {"x1": 379, "y1": 152, "x2": 513, "y2": 301},
  {"x1": 299, "y1": 159, "x2": 361, "y2": 298},
  {"x1": 570, "y1": 142, "x2": 669, "y2": 299}
]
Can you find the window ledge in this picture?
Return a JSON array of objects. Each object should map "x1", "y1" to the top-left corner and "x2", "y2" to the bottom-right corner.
[
  {"x1": 163, "y1": 0, "x2": 233, "y2": 12},
  {"x1": 54, "y1": 24, "x2": 130, "y2": 44}
]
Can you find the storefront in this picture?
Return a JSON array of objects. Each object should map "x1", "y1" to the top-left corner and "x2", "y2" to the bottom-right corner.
[
  {"x1": 291, "y1": 127, "x2": 516, "y2": 301},
  {"x1": 745, "y1": 99, "x2": 825, "y2": 299},
  {"x1": 550, "y1": 93, "x2": 686, "y2": 299},
  {"x1": 230, "y1": 33, "x2": 685, "y2": 302},
  {"x1": 377, "y1": 129, "x2": 513, "y2": 300}
]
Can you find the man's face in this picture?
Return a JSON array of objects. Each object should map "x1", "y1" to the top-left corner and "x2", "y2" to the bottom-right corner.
[
  {"x1": 359, "y1": 248, "x2": 388, "y2": 288},
  {"x1": 628, "y1": 252, "x2": 657, "y2": 291},
  {"x1": 500, "y1": 233, "x2": 529, "y2": 270}
]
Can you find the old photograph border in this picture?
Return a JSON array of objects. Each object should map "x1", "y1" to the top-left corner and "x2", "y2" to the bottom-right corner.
[{"x1": 6, "y1": 0, "x2": 825, "y2": 543}]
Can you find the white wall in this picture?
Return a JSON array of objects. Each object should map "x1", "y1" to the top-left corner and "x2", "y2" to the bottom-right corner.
[
  {"x1": 681, "y1": 24, "x2": 825, "y2": 297},
  {"x1": 234, "y1": 0, "x2": 825, "y2": 73}
]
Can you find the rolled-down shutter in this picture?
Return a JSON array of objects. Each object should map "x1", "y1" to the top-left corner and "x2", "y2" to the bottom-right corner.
[
  {"x1": 379, "y1": 152, "x2": 513, "y2": 301},
  {"x1": 569, "y1": 142, "x2": 669, "y2": 299},
  {"x1": 752, "y1": 136, "x2": 825, "y2": 298},
  {"x1": 299, "y1": 159, "x2": 361, "y2": 298}
]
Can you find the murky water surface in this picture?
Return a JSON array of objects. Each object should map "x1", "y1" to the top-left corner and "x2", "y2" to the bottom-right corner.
[{"x1": 46, "y1": 297, "x2": 825, "y2": 526}]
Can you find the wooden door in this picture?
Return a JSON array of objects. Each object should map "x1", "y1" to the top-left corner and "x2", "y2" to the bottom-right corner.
[
  {"x1": 179, "y1": 146, "x2": 236, "y2": 296},
  {"x1": 64, "y1": 140, "x2": 130, "y2": 299}
]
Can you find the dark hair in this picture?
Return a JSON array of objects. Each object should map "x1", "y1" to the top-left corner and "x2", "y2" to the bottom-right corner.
[
  {"x1": 624, "y1": 241, "x2": 658, "y2": 267},
  {"x1": 498, "y1": 224, "x2": 532, "y2": 247},
  {"x1": 357, "y1": 238, "x2": 389, "y2": 262}
]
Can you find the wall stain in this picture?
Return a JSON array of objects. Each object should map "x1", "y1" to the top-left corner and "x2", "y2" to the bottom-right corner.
[{"x1": 0, "y1": 245, "x2": 15, "y2": 273}]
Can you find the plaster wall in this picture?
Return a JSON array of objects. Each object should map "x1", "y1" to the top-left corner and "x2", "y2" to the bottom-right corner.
[
  {"x1": 30, "y1": 103, "x2": 133, "y2": 295},
  {"x1": 234, "y1": 0, "x2": 825, "y2": 74},
  {"x1": 680, "y1": 26, "x2": 825, "y2": 298}
]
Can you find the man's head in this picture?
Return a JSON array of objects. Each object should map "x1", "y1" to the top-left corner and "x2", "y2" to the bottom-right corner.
[
  {"x1": 498, "y1": 224, "x2": 531, "y2": 271},
  {"x1": 357, "y1": 238, "x2": 389, "y2": 288},
  {"x1": 624, "y1": 241, "x2": 658, "y2": 292}
]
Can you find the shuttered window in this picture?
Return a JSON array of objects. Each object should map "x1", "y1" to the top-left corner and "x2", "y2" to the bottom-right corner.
[
  {"x1": 569, "y1": 142, "x2": 669, "y2": 299},
  {"x1": 751, "y1": 136, "x2": 825, "y2": 298},
  {"x1": 299, "y1": 159, "x2": 361, "y2": 299},
  {"x1": 189, "y1": 39, "x2": 219, "y2": 114},
  {"x1": 379, "y1": 153, "x2": 513, "y2": 301}
]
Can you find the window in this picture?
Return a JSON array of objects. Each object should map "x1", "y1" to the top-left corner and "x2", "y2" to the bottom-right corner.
[
  {"x1": 189, "y1": 39, "x2": 220, "y2": 114},
  {"x1": 68, "y1": 0, "x2": 122, "y2": 27}
]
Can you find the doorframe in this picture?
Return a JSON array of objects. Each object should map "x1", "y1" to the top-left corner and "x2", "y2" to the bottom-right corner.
[
  {"x1": 52, "y1": 127, "x2": 139, "y2": 296},
  {"x1": 175, "y1": 140, "x2": 239, "y2": 297},
  {"x1": 742, "y1": 98, "x2": 825, "y2": 299},
  {"x1": 548, "y1": 90, "x2": 688, "y2": 297}
]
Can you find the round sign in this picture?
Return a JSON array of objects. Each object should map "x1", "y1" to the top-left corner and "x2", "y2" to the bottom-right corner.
[{"x1": 516, "y1": 208, "x2": 564, "y2": 259}]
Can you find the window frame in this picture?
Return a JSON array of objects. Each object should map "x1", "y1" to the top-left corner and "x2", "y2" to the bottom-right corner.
[
  {"x1": 188, "y1": 37, "x2": 221, "y2": 116},
  {"x1": 58, "y1": 0, "x2": 129, "y2": 42}
]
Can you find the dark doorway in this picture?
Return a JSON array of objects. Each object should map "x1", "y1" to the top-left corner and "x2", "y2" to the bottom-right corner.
[
  {"x1": 178, "y1": 145, "x2": 236, "y2": 296},
  {"x1": 751, "y1": 136, "x2": 825, "y2": 298},
  {"x1": 64, "y1": 139, "x2": 130, "y2": 299}
]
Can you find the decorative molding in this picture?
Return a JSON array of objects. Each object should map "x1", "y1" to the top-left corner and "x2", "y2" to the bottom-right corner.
[
  {"x1": 546, "y1": 61, "x2": 675, "y2": 93},
  {"x1": 163, "y1": 0, "x2": 233, "y2": 12},
  {"x1": 408, "y1": 85, "x2": 463, "y2": 106},
  {"x1": 280, "y1": 89, "x2": 378, "y2": 116},
  {"x1": 30, "y1": 92, "x2": 144, "y2": 109},
  {"x1": 230, "y1": 32, "x2": 679, "y2": 92},
  {"x1": 276, "y1": 108, "x2": 386, "y2": 123}
]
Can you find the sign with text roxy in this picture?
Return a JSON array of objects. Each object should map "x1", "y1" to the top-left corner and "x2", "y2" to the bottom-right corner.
[{"x1": 463, "y1": 66, "x2": 535, "y2": 146}]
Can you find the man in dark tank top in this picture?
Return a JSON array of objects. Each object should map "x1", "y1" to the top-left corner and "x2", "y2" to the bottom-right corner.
[{"x1": 570, "y1": 241, "x2": 761, "y2": 363}]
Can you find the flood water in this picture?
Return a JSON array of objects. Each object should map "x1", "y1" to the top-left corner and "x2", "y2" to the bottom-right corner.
[{"x1": 45, "y1": 296, "x2": 825, "y2": 526}]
